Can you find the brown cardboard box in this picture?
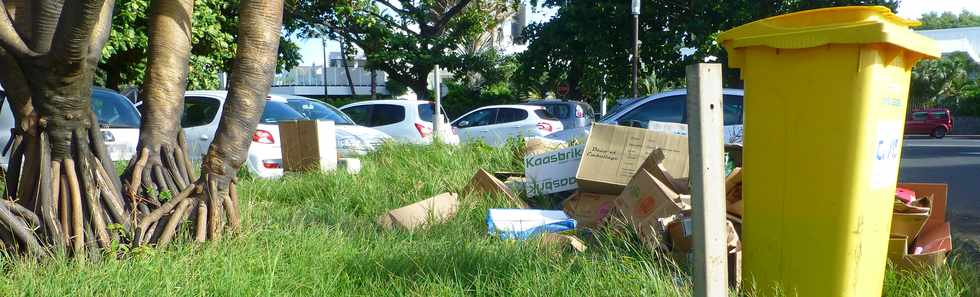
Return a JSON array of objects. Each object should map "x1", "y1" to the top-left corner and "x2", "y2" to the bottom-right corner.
[
  {"x1": 279, "y1": 120, "x2": 338, "y2": 172},
  {"x1": 576, "y1": 124, "x2": 689, "y2": 194},
  {"x1": 562, "y1": 191, "x2": 618, "y2": 229},
  {"x1": 640, "y1": 149, "x2": 689, "y2": 194},
  {"x1": 377, "y1": 193, "x2": 459, "y2": 230},
  {"x1": 890, "y1": 212, "x2": 930, "y2": 240},
  {"x1": 462, "y1": 169, "x2": 528, "y2": 208},
  {"x1": 887, "y1": 223, "x2": 952, "y2": 270},
  {"x1": 897, "y1": 183, "x2": 948, "y2": 231},
  {"x1": 614, "y1": 169, "x2": 686, "y2": 248}
]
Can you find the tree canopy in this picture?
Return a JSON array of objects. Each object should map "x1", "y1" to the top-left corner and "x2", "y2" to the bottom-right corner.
[
  {"x1": 99, "y1": 0, "x2": 301, "y2": 91},
  {"x1": 916, "y1": 10, "x2": 980, "y2": 30},
  {"x1": 513, "y1": 0, "x2": 899, "y2": 102},
  {"x1": 288, "y1": 0, "x2": 520, "y2": 99}
]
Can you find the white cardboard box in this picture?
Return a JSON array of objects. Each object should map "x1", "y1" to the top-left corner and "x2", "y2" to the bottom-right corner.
[{"x1": 524, "y1": 144, "x2": 584, "y2": 196}]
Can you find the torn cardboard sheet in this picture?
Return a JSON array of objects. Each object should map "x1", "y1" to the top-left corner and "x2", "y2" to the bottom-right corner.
[
  {"x1": 524, "y1": 137, "x2": 569, "y2": 156},
  {"x1": 562, "y1": 191, "x2": 618, "y2": 229},
  {"x1": 887, "y1": 183, "x2": 952, "y2": 271},
  {"x1": 463, "y1": 169, "x2": 528, "y2": 208},
  {"x1": 614, "y1": 169, "x2": 687, "y2": 248},
  {"x1": 640, "y1": 149, "x2": 690, "y2": 194},
  {"x1": 525, "y1": 145, "x2": 584, "y2": 196},
  {"x1": 377, "y1": 193, "x2": 459, "y2": 230},
  {"x1": 577, "y1": 124, "x2": 689, "y2": 194},
  {"x1": 537, "y1": 233, "x2": 588, "y2": 252}
]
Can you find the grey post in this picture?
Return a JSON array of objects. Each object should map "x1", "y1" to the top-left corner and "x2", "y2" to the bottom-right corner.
[
  {"x1": 433, "y1": 65, "x2": 443, "y2": 141},
  {"x1": 687, "y1": 63, "x2": 728, "y2": 297},
  {"x1": 631, "y1": 0, "x2": 640, "y2": 99}
]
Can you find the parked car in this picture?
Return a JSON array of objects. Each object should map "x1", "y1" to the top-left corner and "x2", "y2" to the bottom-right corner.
[
  {"x1": 1, "y1": 87, "x2": 141, "y2": 169},
  {"x1": 545, "y1": 89, "x2": 744, "y2": 144},
  {"x1": 181, "y1": 91, "x2": 306, "y2": 178},
  {"x1": 521, "y1": 100, "x2": 594, "y2": 129},
  {"x1": 339, "y1": 100, "x2": 459, "y2": 144},
  {"x1": 452, "y1": 105, "x2": 564, "y2": 147},
  {"x1": 280, "y1": 95, "x2": 392, "y2": 156},
  {"x1": 905, "y1": 108, "x2": 952, "y2": 139}
]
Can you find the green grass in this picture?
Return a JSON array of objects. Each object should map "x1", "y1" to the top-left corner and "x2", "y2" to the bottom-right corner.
[{"x1": 0, "y1": 143, "x2": 977, "y2": 296}]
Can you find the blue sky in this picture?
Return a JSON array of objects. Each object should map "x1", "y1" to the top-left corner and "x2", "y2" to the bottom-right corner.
[{"x1": 292, "y1": 1, "x2": 980, "y2": 67}]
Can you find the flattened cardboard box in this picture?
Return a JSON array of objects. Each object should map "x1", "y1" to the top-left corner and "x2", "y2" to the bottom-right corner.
[
  {"x1": 377, "y1": 193, "x2": 459, "y2": 230},
  {"x1": 577, "y1": 124, "x2": 689, "y2": 194},
  {"x1": 562, "y1": 191, "x2": 618, "y2": 229},
  {"x1": 525, "y1": 145, "x2": 584, "y2": 196},
  {"x1": 614, "y1": 169, "x2": 686, "y2": 248},
  {"x1": 280, "y1": 120, "x2": 338, "y2": 172}
]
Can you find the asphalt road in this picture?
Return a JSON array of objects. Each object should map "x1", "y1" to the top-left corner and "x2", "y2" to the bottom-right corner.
[{"x1": 899, "y1": 135, "x2": 980, "y2": 243}]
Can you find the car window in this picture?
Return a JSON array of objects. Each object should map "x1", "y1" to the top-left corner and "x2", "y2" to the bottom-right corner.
[
  {"x1": 456, "y1": 108, "x2": 497, "y2": 128},
  {"x1": 91, "y1": 90, "x2": 141, "y2": 128},
  {"x1": 542, "y1": 104, "x2": 570, "y2": 119},
  {"x1": 417, "y1": 103, "x2": 450, "y2": 123},
  {"x1": 496, "y1": 108, "x2": 528, "y2": 124},
  {"x1": 618, "y1": 95, "x2": 685, "y2": 127},
  {"x1": 723, "y1": 95, "x2": 744, "y2": 126},
  {"x1": 578, "y1": 103, "x2": 595, "y2": 120},
  {"x1": 911, "y1": 112, "x2": 927, "y2": 121},
  {"x1": 182, "y1": 96, "x2": 221, "y2": 127},
  {"x1": 287, "y1": 99, "x2": 354, "y2": 125},
  {"x1": 260, "y1": 101, "x2": 307, "y2": 124},
  {"x1": 534, "y1": 109, "x2": 559, "y2": 121},
  {"x1": 342, "y1": 105, "x2": 372, "y2": 126},
  {"x1": 929, "y1": 112, "x2": 947, "y2": 120},
  {"x1": 370, "y1": 104, "x2": 405, "y2": 126}
]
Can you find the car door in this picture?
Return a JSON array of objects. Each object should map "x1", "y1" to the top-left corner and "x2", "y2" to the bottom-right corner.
[
  {"x1": 492, "y1": 108, "x2": 531, "y2": 145},
  {"x1": 453, "y1": 108, "x2": 497, "y2": 144},
  {"x1": 181, "y1": 96, "x2": 222, "y2": 160},
  {"x1": 906, "y1": 111, "x2": 928, "y2": 134}
]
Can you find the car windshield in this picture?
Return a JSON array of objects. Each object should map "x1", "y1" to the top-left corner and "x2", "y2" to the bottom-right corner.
[
  {"x1": 261, "y1": 101, "x2": 307, "y2": 124},
  {"x1": 286, "y1": 99, "x2": 354, "y2": 125},
  {"x1": 418, "y1": 103, "x2": 451, "y2": 123},
  {"x1": 91, "y1": 90, "x2": 141, "y2": 128}
]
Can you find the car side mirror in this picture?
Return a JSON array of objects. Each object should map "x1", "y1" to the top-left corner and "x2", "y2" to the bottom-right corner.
[{"x1": 458, "y1": 120, "x2": 470, "y2": 128}]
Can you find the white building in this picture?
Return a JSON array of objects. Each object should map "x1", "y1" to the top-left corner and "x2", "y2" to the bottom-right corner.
[
  {"x1": 271, "y1": 52, "x2": 389, "y2": 97},
  {"x1": 916, "y1": 26, "x2": 980, "y2": 62}
]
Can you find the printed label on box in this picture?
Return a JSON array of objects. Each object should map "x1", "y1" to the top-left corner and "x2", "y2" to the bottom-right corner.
[{"x1": 525, "y1": 145, "x2": 585, "y2": 196}]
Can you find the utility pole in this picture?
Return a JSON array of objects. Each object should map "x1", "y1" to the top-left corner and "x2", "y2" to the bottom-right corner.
[
  {"x1": 433, "y1": 65, "x2": 444, "y2": 142},
  {"x1": 328, "y1": 37, "x2": 330, "y2": 100},
  {"x1": 631, "y1": 0, "x2": 640, "y2": 99}
]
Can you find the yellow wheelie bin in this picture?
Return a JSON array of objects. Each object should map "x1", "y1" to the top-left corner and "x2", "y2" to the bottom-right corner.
[{"x1": 717, "y1": 6, "x2": 939, "y2": 297}]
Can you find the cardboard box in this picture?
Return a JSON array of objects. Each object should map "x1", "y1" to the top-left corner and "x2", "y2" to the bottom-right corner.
[
  {"x1": 562, "y1": 191, "x2": 618, "y2": 229},
  {"x1": 576, "y1": 124, "x2": 689, "y2": 194},
  {"x1": 890, "y1": 212, "x2": 930, "y2": 240},
  {"x1": 537, "y1": 233, "x2": 587, "y2": 252},
  {"x1": 614, "y1": 169, "x2": 687, "y2": 248},
  {"x1": 462, "y1": 169, "x2": 528, "y2": 208},
  {"x1": 279, "y1": 120, "x2": 338, "y2": 172},
  {"x1": 525, "y1": 145, "x2": 584, "y2": 196},
  {"x1": 887, "y1": 223, "x2": 952, "y2": 270},
  {"x1": 897, "y1": 183, "x2": 948, "y2": 232},
  {"x1": 377, "y1": 193, "x2": 459, "y2": 230},
  {"x1": 524, "y1": 137, "x2": 568, "y2": 156}
]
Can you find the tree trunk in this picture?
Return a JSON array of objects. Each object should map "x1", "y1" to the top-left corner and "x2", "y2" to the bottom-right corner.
[
  {"x1": 409, "y1": 79, "x2": 429, "y2": 100},
  {"x1": 341, "y1": 41, "x2": 356, "y2": 97},
  {"x1": 370, "y1": 69, "x2": 377, "y2": 99}
]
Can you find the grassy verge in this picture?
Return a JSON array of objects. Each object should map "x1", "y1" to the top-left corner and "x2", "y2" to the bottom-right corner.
[{"x1": 0, "y1": 143, "x2": 976, "y2": 296}]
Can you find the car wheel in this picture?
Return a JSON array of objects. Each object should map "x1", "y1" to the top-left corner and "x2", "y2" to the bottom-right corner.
[{"x1": 931, "y1": 127, "x2": 947, "y2": 139}]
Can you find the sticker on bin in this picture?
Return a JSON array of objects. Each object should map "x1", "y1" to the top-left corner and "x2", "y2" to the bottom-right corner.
[{"x1": 871, "y1": 121, "x2": 902, "y2": 189}]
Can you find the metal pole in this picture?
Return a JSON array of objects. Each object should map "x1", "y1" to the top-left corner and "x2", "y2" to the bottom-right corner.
[
  {"x1": 328, "y1": 37, "x2": 330, "y2": 99},
  {"x1": 632, "y1": 13, "x2": 639, "y2": 99},
  {"x1": 433, "y1": 65, "x2": 443, "y2": 142}
]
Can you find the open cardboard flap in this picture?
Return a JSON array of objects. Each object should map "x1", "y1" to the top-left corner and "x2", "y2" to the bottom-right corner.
[
  {"x1": 377, "y1": 193, "x2": 459, "y2": 231},
  {"x1": 614, "y1": 169, "x2": 687, "y2": 248},
  {"x1": 463, "y1": 169, "x2": 528, "y2": 208}
]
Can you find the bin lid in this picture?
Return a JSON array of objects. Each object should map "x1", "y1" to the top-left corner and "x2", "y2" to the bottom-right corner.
[{"x1": 719, "y1": 6, "x2": 940, "y2": 68}]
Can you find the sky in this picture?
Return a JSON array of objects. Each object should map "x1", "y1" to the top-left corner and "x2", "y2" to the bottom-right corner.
[{"x1": 293, "y1": 1, "x2": 980, "y2": 67}]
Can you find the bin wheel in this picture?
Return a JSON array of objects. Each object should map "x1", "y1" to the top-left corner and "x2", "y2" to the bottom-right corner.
[{"x1": 931, "y1": 127, "x2": 947, "y2": 139}]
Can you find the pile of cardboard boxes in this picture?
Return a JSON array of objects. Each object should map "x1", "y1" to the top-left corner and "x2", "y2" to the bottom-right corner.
[{"x1": 375, "y1": 122, "x2": 953, "y2": 285}]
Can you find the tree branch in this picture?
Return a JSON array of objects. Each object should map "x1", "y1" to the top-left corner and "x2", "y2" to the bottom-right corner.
[
  {"x1": 373, "y1": 0, "x2": 409, "y2": 15},
  {"x1": 86, "y1": 0, "x2": 115, "y2": 65},
  {"x1": 50, "y1": 0, "x2": 108, "y2": 63},
  {"x1": 431, "y1": 0, "x2": 473, "y2": 34},
  {"x1": 0, "y1": 5, "x2": 40, "y2": 58},
  {"x1": 30, "y1": 0, "x2": 64, "y2": 53},
  {"x1": 367, "y1": 9, "x2": 419, "y2": 36}
]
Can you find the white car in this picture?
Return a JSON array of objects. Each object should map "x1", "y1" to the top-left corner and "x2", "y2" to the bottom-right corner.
[
  {"x1": 546, "y1": 89, "x2": 744, "y2": 144},
  {"x1": 339, "y1": 100, "x2": 459, "y2": 144},
  {"x1": 1, "y1": 87, "x2": 141, "y2": 169},
  {"x1": 280, "y1": 95, "x2": 392, "y2": 156},
  {"x1": 452, "y1": 105, "x2": 564, "y2": 147},
  {"x1": 181, "y1": 91, "x2": 307, "y2": 178}
]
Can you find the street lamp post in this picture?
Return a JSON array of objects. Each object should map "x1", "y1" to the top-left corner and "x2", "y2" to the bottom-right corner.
[{"x1": 631, "y1": 0, "x2": 640, "y2": 99}]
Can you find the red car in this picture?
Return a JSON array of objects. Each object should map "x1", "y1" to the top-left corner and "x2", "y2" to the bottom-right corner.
[{"x1": 905, "y1": 108, "x2": 952, "y2": 139}]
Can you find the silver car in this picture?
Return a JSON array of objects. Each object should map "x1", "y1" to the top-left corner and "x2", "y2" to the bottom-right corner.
[{"x1": 280, "y1": 95, "x2": 392, "y2": 156}]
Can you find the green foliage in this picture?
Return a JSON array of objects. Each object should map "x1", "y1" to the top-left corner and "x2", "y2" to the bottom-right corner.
[
  {"x1": 98, "y1": 0, "x2": 302, "y2": 91},
  {"x1": 289, "y1": 0, "x2": 521, "y2": 99},
  {"x1": 910, "y1": 52, "x2": 980, "y2": 115},
  {"x1": 515, "y1": 0, "x2": 899, "y2": 104},
  {"x1": 916, "y1": 10, "x2": 980, "y2": 30},
  {"x1": 442, "y1": 81, "x2": 521, "y2": 118}
]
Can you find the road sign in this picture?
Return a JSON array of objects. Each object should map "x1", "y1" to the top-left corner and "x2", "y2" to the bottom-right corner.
[{"x1": 558, "y1": 83, "x2": 569, "y2": 96}]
